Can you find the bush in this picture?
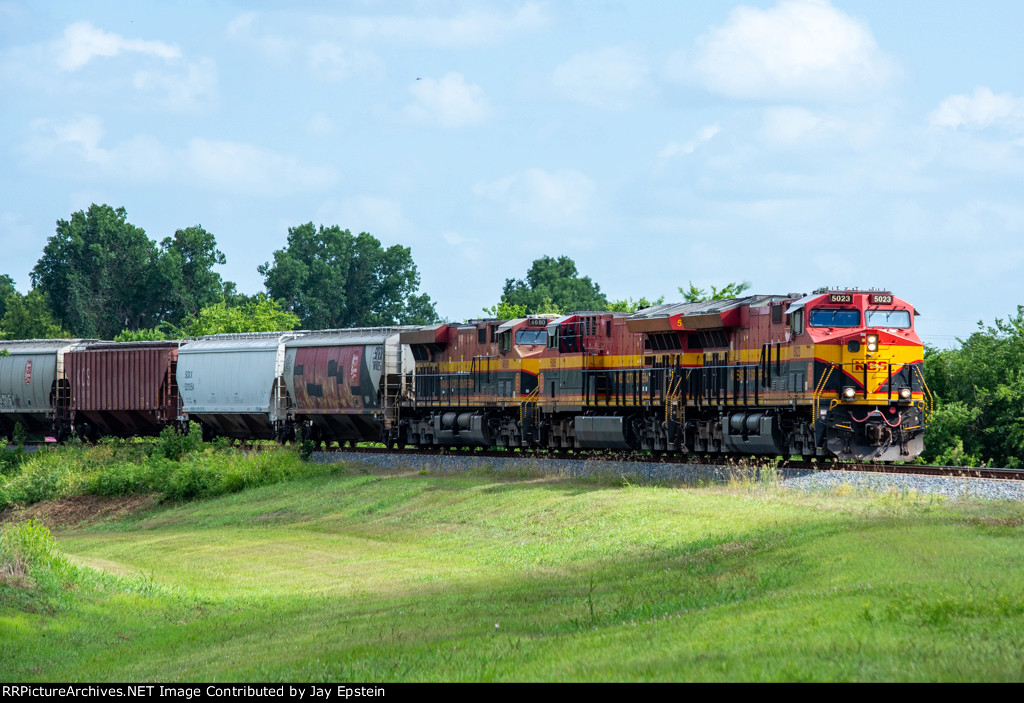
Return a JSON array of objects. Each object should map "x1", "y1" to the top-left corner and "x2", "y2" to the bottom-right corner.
[
  {"x1": 0, "y1": 446, "x2": 27, "y2": 477},
  {"x1": 11, "y1": 422, "x2": 27, "y2": 447},
  {"x1": 164, "y1": 461, "x2": 220, "y2": 502},
  {"x1": 0, "y1": 520, "x2": 74, "y2": 603},
  {"x1": 1, "y1": 520, "x2": 60, "y2": 574},
  {"x1": 0, "y1": 432, "x2": 317, "y2": 509},
  {"x1": 85, "y1": 461, "x2": 154, "y2": 497},
  {"x1": 219, "y1": 451, "x2": 294, "y2": 494},
  {"x1": 2, "y1": 456, "x2": 77, "y2": 506},
  {"x1": 155, "y1": 422, "x2": 204, "y2": 461}
]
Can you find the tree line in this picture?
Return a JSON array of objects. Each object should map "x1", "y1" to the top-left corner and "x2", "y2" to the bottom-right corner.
[
  {"x1": 921, "y1": 309, "x2": 1024, "y2": 467},
  {"x1": 0, "y1": 204, "x2": 439, "y2": 341},
  {"x1": 1, "y1": 204, "x2": 739, "y2": 341}
]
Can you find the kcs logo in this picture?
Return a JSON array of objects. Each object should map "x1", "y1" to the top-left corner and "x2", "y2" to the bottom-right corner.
[{"x1": 853, "y1": 361, "x2": 889, "y2": 372}]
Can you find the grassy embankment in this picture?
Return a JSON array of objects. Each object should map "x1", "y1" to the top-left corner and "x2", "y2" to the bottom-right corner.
[{"x1": 2, "y1": 441, "x2": 1024, "y2": 682}]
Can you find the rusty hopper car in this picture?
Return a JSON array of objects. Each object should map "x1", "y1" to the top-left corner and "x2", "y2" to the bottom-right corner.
[
  {"x1": 66, "y1": 341, "x2": 179, "y2": 440},
  {"x1": 0, "y1": 339, "x2": 95, "y2": 440},
  {"x1": 283, "y1": 328, "x2": 415, "y2": 445},
  {"x1": 177, "y1": 332, "x2": 306, "y2": 440}
]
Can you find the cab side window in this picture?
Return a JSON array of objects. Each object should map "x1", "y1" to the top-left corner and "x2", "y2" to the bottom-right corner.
[{"x1": 791, "y1": 310, "x2": 804, "y2": 336}]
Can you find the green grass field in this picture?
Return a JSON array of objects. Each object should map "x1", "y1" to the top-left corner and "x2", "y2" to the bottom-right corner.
[{"x1": 3, "y1": 461, "x2": 1024, "y2": 682}]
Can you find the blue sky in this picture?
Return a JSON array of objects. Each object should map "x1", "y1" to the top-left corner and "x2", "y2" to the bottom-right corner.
[{"x1": 2, "y1": 0, "x2": 1023, "y2": 347}]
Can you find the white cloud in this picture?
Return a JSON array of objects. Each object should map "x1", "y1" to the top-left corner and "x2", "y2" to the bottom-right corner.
[
  {"x1": 1, "y1": 22, "x2": 216, "y2": 110},
  {"x1": 24, "y1": 115, "x2": 174, "y2": 182},
  {"x1": 473, "y1": 168, "x2": 597, "y2": 227},
  {"x1": 930, "y1": 87, "x2": 1024, "y2": 130},
  {"x1": 307, "y1": 111, "x2": 336, "y2": 136},
  {"x1": 133, "y1": 58, "x2": 218, "y2": 111},
  {"x1": 226, "y1": 12, "x2": 258, "y2": 38},
  {"x1": 185, "y1": 139, "x2": 338, "y2": 195},
  {"x1": 551, "y1": 46, "x2": 651, "y2": 110},
  {"x1": 57, "y1": 21, "x2": 180, "y2": 71},
  {"x1": 442, "y1": 231, "x2": 478, "y2": 246},
  {"x1": 403, "y1": 73, "x2": 491, "y2": 128},
  {"x1": 226, "y1": 6, "x2": 544, "y2": 79},
  {"x1": 40, "y1": 114, "x2": 106, "y2": 160},
  {"x1": 22, "y1": 116, "x2": 337, "y2": 196},
  {"x1": 759, "y1": 107, "x2": 854, "y2": 145},
  {"x1": 226, "y1": 13, "x2": 293, "y2": 63},
  {"x1": 307, "y1": 42, "x2": 383, "y2": 81},
  {"x1": 658, "y1": 124, "x2": 721, "y2": 158},
  {"x1": 334, "y1": 4, "x2": 548, "y2": 48},
  {"x1": 678, "y1": 0, "x2": 894, "y2": 100}
]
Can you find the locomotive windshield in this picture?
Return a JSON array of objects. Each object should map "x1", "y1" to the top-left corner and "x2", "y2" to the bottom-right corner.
[
  {"x1": 515, "y1": 329, "x2": 547, "y2": 345},
  {"x1": 865, "y1": 309, "x2": 911, "y2": 328},
  {"x1": 808, "y1": 308, "x2": 860, "y2": 327}
]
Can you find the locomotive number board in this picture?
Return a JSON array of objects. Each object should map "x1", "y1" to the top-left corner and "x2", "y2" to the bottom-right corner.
[
  {"x1": 827, "y1": 293, "x2": 853, "y2": 303},
  {"x1": 870, "y1": 294, "x2": 894, "y2": 304}
]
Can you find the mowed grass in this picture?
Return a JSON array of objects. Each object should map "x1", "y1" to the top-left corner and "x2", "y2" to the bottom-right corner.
[{"x1": 3, "y1": 464, "x2": 1024, "y2": 682}]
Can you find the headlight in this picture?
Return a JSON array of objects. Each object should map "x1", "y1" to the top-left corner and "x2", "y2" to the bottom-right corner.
[
  {"x1": 842, "y1": 386, "x2": 856, "y2": 400},
  {"x1": 866, "y1": 333, "x2": 878, "y2": 352},
  {"x1": 899, "y1": 387, "x2": 911, "y2": 400}
]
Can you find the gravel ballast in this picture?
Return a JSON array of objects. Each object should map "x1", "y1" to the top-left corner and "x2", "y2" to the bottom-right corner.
[{"x1": 313, "y1": 451, "x2": 1024, "y2": 502}]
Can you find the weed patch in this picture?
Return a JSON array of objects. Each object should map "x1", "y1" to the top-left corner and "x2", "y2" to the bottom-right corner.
[
  {"x1": 0, "y1": 520, "x2": 76, "y2": 610},
  {"x1": 1, "y1": 434, "x2": 341, "y2": 515}
]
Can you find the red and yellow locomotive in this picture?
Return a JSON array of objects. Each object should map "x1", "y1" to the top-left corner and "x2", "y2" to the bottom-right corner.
[{"x1": 391, "y1": 288, "x2": 932, "y2": 462}]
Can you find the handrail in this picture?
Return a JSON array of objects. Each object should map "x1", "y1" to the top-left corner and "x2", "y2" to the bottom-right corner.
[
  {"x1": 912, "y1": 365, "x2": 934, "y2": 425},
  {"x1": 812, "y1": 363, "x2": 836, "y2": 431}
]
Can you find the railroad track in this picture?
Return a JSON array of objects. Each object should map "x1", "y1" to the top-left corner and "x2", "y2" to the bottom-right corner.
[
  {"x1": 7, "y1": 440, "x2": 1021, "y2": 481},
  {"x1": 315, "y1": 445, "x2": 1024, "y2": 481}
]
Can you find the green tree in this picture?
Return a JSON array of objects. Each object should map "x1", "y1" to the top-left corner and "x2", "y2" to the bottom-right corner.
[
  {"x1": 157, "y1": 226, "x2": 227, "y2": 324},
  {"x1": 606, "y1": 296, "x2": 665, "y2": 313},
  {"x1": 220, "y1": 281, "x2": 254, "y2": 308},
  {"x1": 500, "y1": 256, "x2": 607, "y2": 314},
  {"x1": 1, "y1": 289, "x2": 69, "y2": 340},
  {"x1": 112, "y1": 326, "x2": 175, "y2": 342},
  {"x1": 0, "y1": 275, "x2": 17, "y2": 321},
  {"x1": 32, "y1": 205, "x2": 233, "y2": 339},
  {"x1": 114, "y1": 295, "x2": 301, "y2": 340},
  {"x1": 679, "y1": 281, "x2": 751, "y2": 302},
  {"x1": 179, "y1": 295, "x2": 300, "y2": 336},
  {"x1": 259, "y1": 223, "x2": 437, "y2": 329},
  {"x1": 32, "y1": 205, "x2": 163, "y2": 338},
  {"x1": 482, "y1": 302, "x2": 528, "y2": 319},
  {"x1": 923, "y1": 307, "x2": 1024, "y2": 467}
]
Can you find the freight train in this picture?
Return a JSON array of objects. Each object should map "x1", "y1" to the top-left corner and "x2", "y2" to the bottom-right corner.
[{"x1": 0, "y1": 288, "x2": 932, "y2": 462}]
